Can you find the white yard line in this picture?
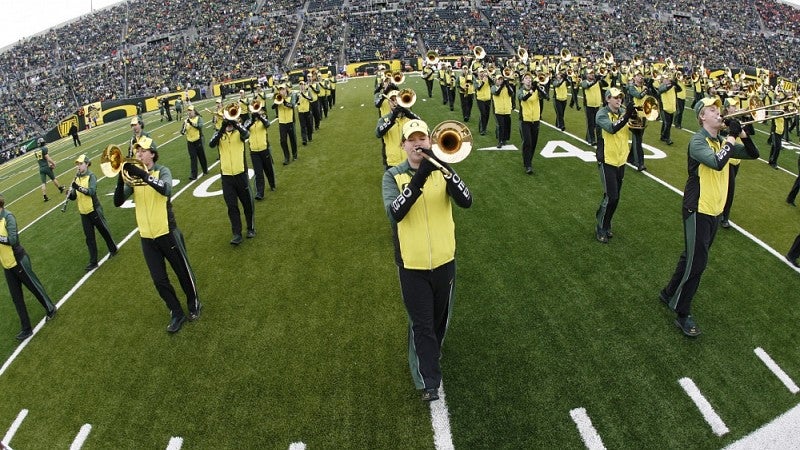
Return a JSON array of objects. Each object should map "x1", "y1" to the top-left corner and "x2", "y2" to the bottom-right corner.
[
  {"x1": 430, "y1": 383, "x2": 454, "y2": 450},
  {"x1": 569, "y1": 407, "x2": 606, "y2": 450},
  {"x1": 678, "y1": 377, "x2": 729, "y2": 437},
  {"x1": 1, "y1": 409, "x2": 27, "y2": 448},
  {"x1": 165, "y1": 436, "x2": 183, "y2": 450},
  {"x1": 69, "y1": 424, "x2": 92, "y2": 450},
  {"x1": 754, "y1": 347, "x2": 800, "y2": 394}
]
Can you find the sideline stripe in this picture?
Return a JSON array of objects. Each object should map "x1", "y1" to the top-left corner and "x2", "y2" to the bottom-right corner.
[
  {"x1": 569, "y1": 407, "x2": 606, "y2": 450},
  {"x1": 166, "y1": 436, "x2": 183, "y2": 450},
  {"x1": 69, "y1": 424, "x2": 92, "y2": 450},
  {"x1": 430, "y1": 383, "x2": 454, "y2": 450},
  {"x1": 723, "y1": 402, "x2": 800, "y2": 449},
  {"x1": 754, "y1": 347, "x2": 800, "y2": 394},
  {"x1": 288, "y1": 443, "x2": 306, "y2": 450},
  {"x1": 1, "y1": 409, "x2": 27, "y2": 447},
  {"x1": 678, "y1": 377, "x2": 729, "y2": 436}
]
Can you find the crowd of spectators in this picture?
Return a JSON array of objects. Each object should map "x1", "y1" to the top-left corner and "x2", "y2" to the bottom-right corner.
[{"x1": 1, "y1": 0, "x2": 800, "y2": 158}]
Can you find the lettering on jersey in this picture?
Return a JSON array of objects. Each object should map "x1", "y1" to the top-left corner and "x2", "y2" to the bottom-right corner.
[
  {"x1": 716, "y1": 142, "x2": 732, "y2": 163},
  {"x1": 391, "y1": 183, "x2": 414, "y2": 212},
  {"x1": 447, "y1": 173, "x2": 470, "y2": 198}
]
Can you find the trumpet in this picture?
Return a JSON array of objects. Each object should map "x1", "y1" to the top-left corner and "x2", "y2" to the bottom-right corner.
[
  {"x1": 396, "y1": 88, "x2": 416, "y2": 108},
  {"x1": 473, "y1": 45, "x2": 486, "y2": 60},
  {"x1": 100, "y1": 144, "x2": 148, "y2": 186},
  {"x1": 223, "y1": 103, "x2": 240, "y2": 121},
  {"x1": 415, "y1": 120, "x2": 473, "y2": 178}
]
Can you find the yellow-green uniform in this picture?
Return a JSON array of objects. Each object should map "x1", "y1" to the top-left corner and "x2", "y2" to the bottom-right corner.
[
  {"x1": 113, "y1": 162, "x2": 200, "y2": 328},
  {"x1": 182, "y1": 115, "x2": 208, "y2": 178},
  {"x1": 245, "y1": 113, "x2": 276, "y2": 198},
  {"x1": 458, "y1": 72, "x2": 475, "y2": 121},
  {"x1": 661, "y1": 126, "x2": 759, "y2": 322},
  {"x1": 675, "y1": 77, "x2": 687, "y2": 128},
  {"x1": 658, "y1": 81, "x2": 680, "y2": 143},
  {"x1": 475, "y1": 75, "x2": 492, "y2": 135},
  {"x1": 70, "y1": 169, "x2": 117, "y2": 267},
  {"x1": 517, "y1": 83, "x2": 547, "y2": 171},
  {"x1": 209, "y1": 123, "x2": 255, "y2": 239},
  {"x1": 273, "y1": 92, "x2": 298, "y2": 163},
  {"x1": 0, "y1": 207, "x2": 56, "y2": 338},
  {"x1": 553, "y1": 75, "x2": 569, "y2": 130},
  {"x1": 491, "y1": 81, "x2": 514, "y2": 145},
  {"x1": 375, "y1": 107, "x2": 421, "y2": 169},
  {"x1": 422, "y1": 65, "x2": 435, "y2": 97},
  {"x1": 382, "y1": 159, "x2": 472, "y2": 394},
  {"x1": 33, "y1": 145, "x2": 56, "y2": 183},
  {"x1": 769, "y1": 115, "x2": 785, "y2": 167},
  {"x1": 297, "y1": 86, "x2": 314, "y2": 144},
  {"x1": 594, "y1": 103, "x2": 632, "y2": 241},
  {"x1": 581, "y1": 78, "x2": 603, "y2": 145}
]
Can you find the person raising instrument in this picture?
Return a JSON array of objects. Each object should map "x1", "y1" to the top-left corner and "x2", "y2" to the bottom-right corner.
[
  {"x1": 626, "y1": 70, "x2": 649, "y2": 171},
  {"x1": 376, "y1": 89, "x2": 421, "y2": 170},
  {"x1": 491, "y1": 72, "x2": 514, "y2": 148},
  {"x1": 68, "y1": 154, "x2": 118, "y2": 271},
  {"x1": 517, "y1": 72, "x2": 549, "y2": 175}
]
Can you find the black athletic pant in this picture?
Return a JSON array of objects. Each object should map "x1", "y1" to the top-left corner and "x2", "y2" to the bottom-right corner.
[
  {"x1": 299, "y1": 111, "x2": 313, "y2": 144},
  {"x1": 495, "y1": 113, "x2": 511, "y2": 143},
  {"x1": 187, "y1": 139, "x2": 208, "y2": 178},
  {"x1": 519, "y1": 120, "x2": 540, "y2": 169},
  {"x1": 596, "y1": 162, "x2": 625, "y2": 234},
  {"x1": 662, "y1": 210, "x2": 719, "y2": 316},
  {"x1": 5, "y1": 254, "x2": 54, "y2": 332},
  {"x1": 398, "y1": 260, "x2": 456, "y2": 391},
  {"x1": 221, "y1": 172, "x2": 254, "y2": 236},
  {"x1": 585, "y1": 106, "x2": 599, "y2": 145},
  {"x1": 722, "y1": 164, "x2": 739, "y2": 222},
  {"x1": 279, "y1": 122, "x2": 298, "y2": 162},
  {"x1": 628, "y1": 128, "x2": 645, "y2": 168},
  {"x1": 787, "y1": 155, "x2": 800, "y2": 203},
  {"x1": 460, "y1": 93, "x2": 473, "y2": 121},
  {"x1": 554, "y1": 99, "x2": 566, "y2": 130},
  {"x1": 141, "y1": 230, "x2": 199, "y2": 319},
  {"x1": 250, "y1": 148, "x2": 275, "y2": 197},
  {"x1": 81, "y1": 210, "x2": 117, "y2": 265},
  {"x1": 477, "y1": 99, "x2": 491, "y2": 134}
]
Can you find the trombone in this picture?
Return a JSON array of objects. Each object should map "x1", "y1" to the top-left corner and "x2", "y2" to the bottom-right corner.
[
  {"x1": 723, "y1": 96, "x2": 800, "y2": 126},
  {"x1": 415, "y1": 121, "x2": 473, "y2": 177},
  {"x1": 100, "y1": 144, "x2": 148, "y2": 186},
  {"x1": 392, "y1": 71, "x2": 405, "y2": 85},
  {"x1": 396, "y1": 88, "x2": 416, "y2": 108},
  {"x1": 222, "y1": 102, "x2": 241, "y2": 120}
]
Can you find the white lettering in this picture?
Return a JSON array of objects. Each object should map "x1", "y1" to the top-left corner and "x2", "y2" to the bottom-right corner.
[
  {"x1": 539, "y1": 140, "x2": 667, "y2": 162},
  {"x1": 192, "y1": 169, "x2": 254, "y2": 198}
]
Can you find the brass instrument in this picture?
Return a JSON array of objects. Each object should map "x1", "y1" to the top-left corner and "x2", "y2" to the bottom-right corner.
[
  {"x1": 502, "y1": 67, "x2": 515, "y2": 79},
  {"x1": 691, "y1": 72, "x2": 700, "y2": 83},
  {"x1": 723, "y1": 96, "x2": 800, "y2": 126},
  {"x1": 664, "y1": 57, "x2": 675, "y2": 70},
  {"x1": 517, "y1": 46, "x2": 528, "y2": 64},
  {"x1": 250, "y1": 99, "x2": 263, "y2": 114},
  {"x1": 100, "y1": 144, "x2": 148, "y2": 186},
  {"x1": 273, "y1": 93, "x2": 285, "y2": 106},
  {"x1": 415, "y1": 121, "x2": 473, "y2": 177},
  {"x1": 426, "y1": 50, "x2": 439, "y2": 65},
  {"x1": 628, "y1": 95, "x2": 660, "y2": 129},
  {"x1": 603, "y1": 51, "x2": 614, "y2": 65},
  {"x1": 631, "y1": 55, "x2": 643, "y2": 67},
  {"x1": 392, "y1": 71, "x2": 405, "y2": 85},
  {"x1": 223, "y1": 103, "x2": 241, "y2": 121},
  {"x1": 396, "y1": 88, "x2": 416, "y2": 108},
  {"x1": 473, "y1": 45, "x2": 486, "y2": 60},
  {"x1": 486, "y1": 63, "x2": 497, "y2": 77},
  {"x1": 560, "y1": 48, "x2": 572, "y2": 62},
  {"x1": 537, "y1": 72, "x2": 549, "y2": 85}
]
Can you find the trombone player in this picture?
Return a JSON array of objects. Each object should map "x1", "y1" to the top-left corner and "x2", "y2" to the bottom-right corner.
[
  {"x1": 69, "y1": 154, "x2": 118, "y2": 271},
  {"x1": 626, "y1": 69, "x2": 649, "y2": 171},
  {"x1": 457, "y1": 69, "x2": 475, "y2": 122},
  {"x1": 475, "y1": 67, "x2": 492, "y2": 136},
  {"x1": 376, "y1": 89, "x2": 421, "y2": 170},
  {"x1": 422, "y1": 59, "x2": 436, "y2": 98},
  {"x1": 517, "y1": 71, "x2": 549, "y2": 175},
  {"x1": 180, "y1": 105, "x2": 208, "y2": 180}
]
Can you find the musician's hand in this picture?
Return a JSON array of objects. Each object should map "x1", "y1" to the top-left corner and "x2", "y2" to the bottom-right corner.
[
  {"x1": 71, "y1": 181, "x2": 80, "y2": 191},
  {"x1": 726, "y1": 118, "x2": 742, "y2": 137},
  {"x1": 125, "y1": 164, "x2": 148, "y2": 180},
  {"x1": 624, "y1": 103, "x2": 635, "y2": 120}
]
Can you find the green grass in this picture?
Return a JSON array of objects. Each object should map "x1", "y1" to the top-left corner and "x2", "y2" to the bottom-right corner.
[{"x1": 0, "y1": 76, "x2": 799, "y2": 449}]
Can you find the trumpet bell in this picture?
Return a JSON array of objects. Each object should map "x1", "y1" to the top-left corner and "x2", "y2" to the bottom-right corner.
[
  {"x1": 250, "y1": 100, "x2": 262, "y2": 113},
  {"x1": 396, "y1": 88, "x2": 416, "y2": 108},
  {"x1": 223, "y1": 103, "x2": 241, "y2": 121},
  {"x1": 426, "y1": 50, "x2": 439, "y2": 65},
  {"x1": 431, "y1": 120, "x2": 472, "y2": 164},
  {"x1": 274, "y1": 93, "x2": 284, "y2": 106},
  {"x1": 560, "y1": 48, "x2": 572, "y2": 62},
  {"x1": 517, "y1": 46, "x2": 528, "y2": 63},
  {"x1": 603, "y1": 51, "x2": 614, "y2": 65},
  {"x1": 641, "y1": 96, "x2": 660, "y2": 121},
  {"x1": 473, "y1": 45, "x2": 486, "y2": 60},
  {"x1": 100, "y1": 144, "x2": 148, "y2": 186},
  {"x1": 392, "y1": 71, "x2": 405, "y2": 85}
]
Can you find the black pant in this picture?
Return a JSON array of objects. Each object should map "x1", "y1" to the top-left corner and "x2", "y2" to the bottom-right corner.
[
  {"x1": 519, "y1": 120, "x2": 540, "y2": 168},
  {"x1": 477, "y1": 99, "x2": 491, "y2": 134},
  {"x1": 81, "y1": 209, "x2": 117, "y2": 265},
  {"x1": 770, "y1": 132, "x2": 782, "y2": 166},
  {"x1": 5, "y1": 254, "x2": 54, "y2": 332},
  {"x1": 674, "y1": 98, "x2": 686, "y2": 128},
  {"x1": 72, "y1": 134, "x2": 81, "y2": 146},
  {"x1": 459, "y1": 93, "x2": 474, "y2": 121},
  {"x1": 299, "y1": 111, "x2": 313, "y2": 144},
  {"x1": 425, "y1": 79, "x2": 434, "y2": 97},
  {"x1": 439, "y1": 84, "x2": 449, "y2": 105},
  {"x1": 495, "y1": 113, "x2": 511, "y2": 142},
  {"x1": 221, "y1": 172, "x2": 254, "y2": 235},
  {"x1": 787, "y1": 155, "x2": 800, "y2": 203},
  {"x1": 660, "y1": 111, "x2": 674, "y2": 141},
  {"x1": 662, "y1": 210, "x2": 719, "y2": 316},
  {"x1": 187, "y1": 139, "x2": 208, "y2": 178},
  {"x1": 788, "y1": 233, "x2": 800, "y2": 261},
  {"x1": 554, "y1": 99, "x2": 566, "y2": 130},
  {"x1": 447, "y1": 87, "x2": 456, "y2": 110},
  {"x1": 279, "y1": 122, "x2": 298, "y2": 162},
  {"x1": 722, "y1": 164, "x2": 739, "y2": 222},
  {"x1": 585, "y1": 106, "x2": 599, "y2": 145},
  {"x1": 398, "y1": 260, "x2": 456, "y2": 391},
  {"x1": 311, "y1": 101, "x2": 321, "y2": 130},
  {"x1": 596, "y1": 162, "x2": 625, "y2": 233},
  {"x1": 141, "y1": 230, "x2": 199, "y2": 319},
  {"x1": 250, "y1": 148, "x2": 275, "y2": 197},
  {"x1": 628, "y1": 128, "x2": 645, "y2": 168}
]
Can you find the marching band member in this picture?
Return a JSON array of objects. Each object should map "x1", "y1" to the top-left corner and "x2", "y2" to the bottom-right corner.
[
  {"x1": 319, "y1": 74, "x2": 331, "y2": 119},
  {"x1": 768, "y1": 96, "x2": 786, "y2": 169},
  {"x1": 128, "y1": 117, "x2": 149, "y2": 157},
  {"x1": 272, "y1": 84, "x2": 299, "y2": 165},
  {"x1": 374, "y1": 74, "x2": 397, "y2": 118},
  {"x1": 458, "y1": 69, "x2": 475, "y2": 122},
  {"x1": 180, "y1": 105, "x2": 208, "y2": 180},
  {"x1": 209, "y1": 111, "x2": 256, "y2": 245},
  {"x1": 213, "y1": 98, "x2": 224, "y2": 132},
  {"x1": 381, "y1": 119, "x2": 472, "y2": 402},
  {"x1": 517, "y1": 72, "x2": 549, "y2": 175},
  {"x1": 581, "y1": 68, "x2": 604, "y2": 146},
  {"x1": 375, "y1": 89, "x2": 421, "y2": 170},
  {"x1": 245, "y1": 101, "x2": 276, "y2": 199},
  {"x1": 422, "y1": 62, "x2": 436, "y2": 98},
  {"x1": 659, "y1": 98, "x2": 759, "y2": 337},
  {"x1": 297, "y1": 80, "x2": 315, "y2": 145},
  {"x1": 552, "y1": 69, "x2": 569, "y2": 131},
  {"x1": 113, "y1": 137, "x2": 202, "y2": 333},
  {"x1": 310, "y1": 73, "x2": 323, "y2": 128},
  {"x1": 1, "y1": 193, "x2": 57, "y2": 340},
  {"x1": 674, "y1": 71, "x2": 687, "y2": 129},
  {"x1": 69, "y1": 154, "x2": 118, "y2": 271},
  {"x1": 237, "y1": 89, "x2": 251, "y2": 124},
  {"x1": 445, "y1": 64, "x2": 456, "y2": 111},
  {"x1": 658, "y1": 75, "x2": 680, "y2": 145},
  {"x1": 594, "y1": 88, "x2": 635, "y2": 243},
  {"x1": 437, "y1": 63, "x2": 450, "y2": 106},
  {"x1": 491, "y1": 72, "x2": 514, "y2": 148},
  {"x1": 329, "y1": 74, "x2": 337, "y2": 106},
  {"x1": 626, "y1": 70, "x2": 648, "y2": 171},
  {"x1": 475, "y1": 68, "x2": 492, "y2": 136},
  {"x1": 720, "y1": 98, "x2": 758, "y2": 228}
]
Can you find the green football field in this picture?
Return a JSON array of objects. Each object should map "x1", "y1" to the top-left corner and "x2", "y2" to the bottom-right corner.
[{"x1": 0, "y1": 75, "x2": 799, "y2": 449}]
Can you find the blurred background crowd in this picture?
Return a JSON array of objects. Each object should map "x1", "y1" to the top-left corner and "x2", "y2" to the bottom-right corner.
[{"x1": 1, "y1": 0, "x2": 799, "y2": 157}]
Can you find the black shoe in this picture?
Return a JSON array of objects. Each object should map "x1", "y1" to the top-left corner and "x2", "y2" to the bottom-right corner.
[
  {"x1": 637, "y1": 165, "x2": 647, "y2": 172},
  {"x1": 230, "y1": 234, "x2": 243, "y2": 245},
  {"x1": 15, "y1": 329, "x2": 33, "y2": 341},
  {"x1": 255, "y1": 195, "x2": 263, "y2": 201},
  {"x1": 246, "y1": 229, "x2": 256, "y2": 238},
  {"x1": 302, "y1": 141, "x2": 307, "y2": 146},
  {"x1": 188, "y1": 176, "x2": 197, "y2": 181},
  {"x1": 675, "y1": 315, "x2": 702, "y2": 337},
  {"x1": 167, "y1": 315, "x2": 187, "y2": 333},
  {"x1": 189, "y1": 302, "x2": 203, "y2": 321},
  {"x1": 43, "y1": 195, "x2": 49, "y2": 202},
  {"x1": 46, "y1": 307, "x2": 57, "y2": 321},
  {"x1": 58, "y1": 186, "x2": 65, "y2": 193},
  {"x1": 595, "y1": 226, "x2": 608, "y2": 244},
  {"x1": 786, "y1": 254, "x2": 800, "y2": 268},
  {"x1": 525, "y1": 167, "x2": 533, "y2": 175},
  {"x1": 421, "y1": 388, "x2": 439, "y2": 401},
  {"x1": 497, "y1": 142, "x2": 503, "y2": 148},
  {"x1": 606, "y1": 230, "x2": 613, "y2": 239},
  {"x1": 109, "y1": 248, "x2": 118, "y2": 257},
  {"x1": 293, "y1": 156, "x2": 298, "y2": 160},
  {"x1": 666, "y1": 140, "x2": 673, "y2": 145},
  {"x1": 85, "y1": 262, "x2": 98, "y2": 271},
  {"x1": 283, "y1": 160, "x2": 290, "y2": 165},
  {"x1": 720, "y1": 219, "x2": 730, "y2": 228},
  {"x1": 270, "y1": 186, "x2": 276, "y2": 191}
]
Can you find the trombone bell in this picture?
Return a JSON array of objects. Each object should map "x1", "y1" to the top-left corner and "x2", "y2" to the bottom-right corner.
[
  {"x1": 431, "y1": 120, "x2": 473, "y2": 164},
  {"x1": 223, "y1": 103, "x2": 240, "y2": 121},
  {"x1": 396, "y1": 88, "x2": 416, "y2": 108},
  {"x1": 473, "y1": 45, "x2": 486, "y2": 60},
  {"x1": 100, "y1": 144, "x2": 148, "y2": 186}
]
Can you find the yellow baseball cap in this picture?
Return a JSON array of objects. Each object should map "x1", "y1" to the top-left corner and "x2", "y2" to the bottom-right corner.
[
  {"x1": 605, "y1": 87, "x2": 624, "y2": 98},
  {"x1": 402, "y1": 119, "x2": 429, "y2": 140},
  {"x1": 75, "y1": 154, "x2": 89, "y2": 164},
  {"x1": 694, "y1": 97, "x2": 722, "y2": 117}
]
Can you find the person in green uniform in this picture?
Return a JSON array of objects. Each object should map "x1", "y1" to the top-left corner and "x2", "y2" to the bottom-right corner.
[
  {"x1": 0, "y1": 193, "x2": 57, "y2": 340},
  {"x1": 382, "y1": 119, "x2": 473, "y2": 402},
  {"x1": 181, "y1": 105, "x2": 208, "y2": 180},
  {"x1": 33, "y1": 138, "x2": 65, "y2": 202},
  {"x1": 113, "y1": 137, "x2": 201, "y2": 334},
  {"x1": 68, "y1": 154, "x2": 118, "y2": 271}
]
